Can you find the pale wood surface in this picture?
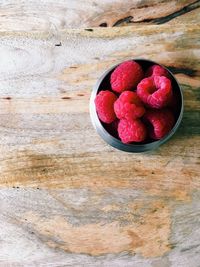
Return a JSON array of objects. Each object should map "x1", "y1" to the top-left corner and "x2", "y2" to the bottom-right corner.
[
  {"x1": 0, "y1": 0, "x2": 199, "y2": 30},
  {"x1": 0, "y1": 1, "x2": 200, "y2": 266}
]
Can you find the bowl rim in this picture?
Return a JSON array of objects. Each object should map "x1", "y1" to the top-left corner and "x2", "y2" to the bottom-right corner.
[{"x1": 90, "y1": 58, "x2": 184, "y2": 153}]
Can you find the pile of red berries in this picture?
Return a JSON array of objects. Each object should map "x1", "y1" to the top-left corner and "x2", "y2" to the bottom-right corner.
[{"x1": 95, "y1": 60, "x2": 176, "y2": 144}]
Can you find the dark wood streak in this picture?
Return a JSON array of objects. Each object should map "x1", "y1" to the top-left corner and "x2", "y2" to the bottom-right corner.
[
  {"x1": 85, "y1": 29, "x2": 93, "y2": 32},
  {"x1": 77, "y1": 94, "x2": 84, "y2": 96},
  {"x1": 99, "y1": 23, "x2": 107, "y2": 27},
  {"x1": 61, "y1": 96, "x2": 71, "y2": 100},
  {"x1": 2, "y1": 97, "x2": 12, "y2": 100},
  {"x1": 152, "y1": 0, "x2": 200, "y2": 24},
  {"x1": 55, "y1": 42, "x2": 62, "y2": 47},
  {"x1": 113, "y1": 16, "x2": 133, "y2": 27},
  {"x1": 178, "y1": 111, "x2": 200, "y2": 136},
  {"x1": 130, "y1": 4, "x2": 157, "y2": 10},
  {"x1": 167, "y1": 67, "x2": 197, "y2": 76}
]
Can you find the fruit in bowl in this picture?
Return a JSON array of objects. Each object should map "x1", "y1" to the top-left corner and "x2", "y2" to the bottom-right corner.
[{"x1": 90, "y1": 59, "x2": 183, "y2": 153}]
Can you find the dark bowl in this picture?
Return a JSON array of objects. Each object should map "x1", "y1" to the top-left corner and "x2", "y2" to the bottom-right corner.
[{"x1": 90, "y1": 59, "x2": 183, "y2": 153}]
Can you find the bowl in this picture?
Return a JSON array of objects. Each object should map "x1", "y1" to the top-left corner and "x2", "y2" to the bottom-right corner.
[{"x1": 90, "y1": 59, "x2": 183, "y2": 153}]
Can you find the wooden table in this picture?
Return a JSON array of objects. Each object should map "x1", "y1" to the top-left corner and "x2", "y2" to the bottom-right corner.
[{"x1": 0, "y1": 1, "x2": 200, "y2": 266}]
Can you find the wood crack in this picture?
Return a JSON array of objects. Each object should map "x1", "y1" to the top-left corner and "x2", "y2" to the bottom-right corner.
[
  {"x1": 113, "y1": 0, "x2": 200, "y2": 26},
  {"x1": 148, "y1": 0, "x2": 200, "y2": 24},
  {"x1": 167, "y1": 66, "x2": 197, "y2": 76},
  {"x1": 113, "y1": 16, "x2": 133, "y2": 27}
]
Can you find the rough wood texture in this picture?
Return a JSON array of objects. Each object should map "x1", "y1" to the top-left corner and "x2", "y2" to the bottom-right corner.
[
  {"x1": 0, "y1": 1, "x2": 200, "y2": 266},
  {"x1": 0, "y1": 0, "x2": 199, "y2": 30}
]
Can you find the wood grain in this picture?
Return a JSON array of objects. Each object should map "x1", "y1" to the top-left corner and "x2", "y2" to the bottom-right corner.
[
  {"x1": 0, "y1": 10, "x2": 199, "y2": 267},
  {"x1": 0, "y1": 0, "x2": 199, "y2": 30}
]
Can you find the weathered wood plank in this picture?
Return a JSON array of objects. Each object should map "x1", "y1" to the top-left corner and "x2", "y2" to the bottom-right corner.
[
  {"x1": 0, "y1": 189, "x2": 200, "y2": 266},
  {"x1": 0, "y1": 23, "x2": 199, "y2": 266},
  {"x1": 0, "y1": 0, "x2": 199, "y2": 30}
]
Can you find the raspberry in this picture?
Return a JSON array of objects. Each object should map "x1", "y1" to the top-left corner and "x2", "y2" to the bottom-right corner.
[
  {"x1": 114, "y1": 91, "x2": 145, "y2": 120},
  {"x1": 137, "y1": 75, "x2": 172, "y2": 109},
  {"x1": 118, "y1": 118, "x2": 147, "y2": 143},
  {"x1": 95, "y1": 90, "x2": 117, "y2": 123},
  {"x1": 144, "y1": 109, "x2": 175, "y2": 140},
  {"x1": 145, "y1": 65, "x2": 169, "y2": 78},
  {"x1": 111, "y1": 60, "x2": 143, "y2": 93}
]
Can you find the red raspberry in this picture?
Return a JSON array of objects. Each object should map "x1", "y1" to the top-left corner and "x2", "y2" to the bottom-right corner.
[
  {"x1": 144, "y1": 109, "x2": 175, "y2": 140},
  {"x1": 118, "y1": 118, "x2": 147, "y2": 143},
  {"x1": 111, "y1": 60, "x2": 143, "y2": 93},
  {"x1": 145, "y1": 65, "x2": 169, "y2": 78},
  {"x1": 114, "y1": 91, "x2": 145, "y2": 120},
  {"x1": 137, "y1": 75, "x2": 172, "y2": 109},
  {"x1": 95, "y1": 90, "x2": 117, "y2": 123}
]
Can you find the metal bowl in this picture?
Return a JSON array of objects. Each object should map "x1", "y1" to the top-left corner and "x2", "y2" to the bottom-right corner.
[{"x1": 90, "y1": 59, "x2": 183, "y2": 153}]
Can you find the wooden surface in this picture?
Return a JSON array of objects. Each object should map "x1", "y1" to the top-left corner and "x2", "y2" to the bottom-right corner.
[
  {"x1": 0, "y1": 1, "x2": 200, "y2": 266},
  {"x1": 0, "y1": 0, "x2": 199, "y2": 30}
]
